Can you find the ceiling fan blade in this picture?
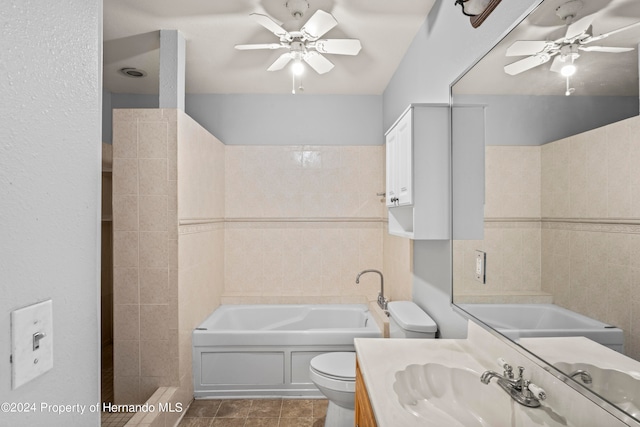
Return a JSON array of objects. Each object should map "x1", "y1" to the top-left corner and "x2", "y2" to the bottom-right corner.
[
  {"x1": 235, "y1": 43, "x2": 284, "y2": 50},
  {"x1": 300, "y1": 10, "x2": 338, "y2": 41},
  {"x1": 250, "y1": 13, "x2": 292, "y2": 41},
  {"x1": 506, "y1": 40, "x2": 550, "y2": 57},
  {"x1": 585, "y1": 21, "x2": 640, "y2": 43},
  {"x1": 549, "y1": 55, "x2": 566, "y2": 73},
  {"x1": 267, "y1": 53, "x2": 293, "y2": 71},
  {"x1": 303, "y1": 51, "x2": 334, "y2": 74},
  {"x1": 579, "y1": 46, "x2": 634, "y2": 53},
  {"x1": 564, "y1": 15, "x2": 595, "y2": 41},
  {"x1": 504, "y1": 53, "x2": 552, "y2": 76},
  {"x1": 314, "y1": 39, "x2": 362, "y2": 55}
]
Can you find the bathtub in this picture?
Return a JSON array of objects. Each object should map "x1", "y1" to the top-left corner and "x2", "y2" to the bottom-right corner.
[
  {"x1": 458, "y1": 303, "x2": 624, "y2": 353},
  {"x1": 192, "y1": 304, "x2": 381, "y2": 398}
]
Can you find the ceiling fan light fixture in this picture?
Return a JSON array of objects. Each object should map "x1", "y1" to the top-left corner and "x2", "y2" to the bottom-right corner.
[
  {"x1": 292, "y1": 60, "x2": 305, "y2": 76},
  {"x1": 560, "y1": 64, "x2": 576, "y2": 77}
]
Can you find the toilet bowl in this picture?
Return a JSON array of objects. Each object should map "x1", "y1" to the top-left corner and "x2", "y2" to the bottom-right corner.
[
  {"x1": 309, "y1": 301, "x2": 437, "y2": 427},
  {"x1": 309, "y1": 352, "x2": 356, "y2": 427}
]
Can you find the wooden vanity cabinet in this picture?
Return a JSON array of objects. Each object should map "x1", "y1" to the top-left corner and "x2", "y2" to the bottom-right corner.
[{"x1": 355, "y1": 358, "x2": 377, "y2": 427}]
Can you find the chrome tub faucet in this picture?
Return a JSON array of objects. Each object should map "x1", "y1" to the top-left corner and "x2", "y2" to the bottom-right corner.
[{"x1": 355, "y1": 269, "x2": 388, "y2": 311}]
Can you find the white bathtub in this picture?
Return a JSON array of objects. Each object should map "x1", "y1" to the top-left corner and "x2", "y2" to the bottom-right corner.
[
  {"x1": 458, "y1": 304, "x2": 624, "y2": 353},
  {"x1": 192, "y1": 304, "x2": 381, "y2": 398}
]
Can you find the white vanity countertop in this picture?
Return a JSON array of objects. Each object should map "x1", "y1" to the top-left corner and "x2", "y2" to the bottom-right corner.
[
  {"x1": 355, "y1": 323, "x2": 634, "y2": 427},
  {"x1": 354, "y1": 337, "x2": 485, "y2": 427}
]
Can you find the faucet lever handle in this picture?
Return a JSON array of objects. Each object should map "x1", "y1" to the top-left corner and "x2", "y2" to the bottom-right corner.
[
  {"x1": 527, "y1": 383, "x2": 547, "y2": 401},
  {"x1": 517, "y1": 366, "x2": 525, "y2": 380},
  {"x1": 497, "y1": 357, "x2": 513, "y2": 378}
]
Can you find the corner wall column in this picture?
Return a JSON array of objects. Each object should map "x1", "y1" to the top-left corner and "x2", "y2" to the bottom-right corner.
[{"x1": 159, "y1": 30, "x2": 186, "y2": 110}]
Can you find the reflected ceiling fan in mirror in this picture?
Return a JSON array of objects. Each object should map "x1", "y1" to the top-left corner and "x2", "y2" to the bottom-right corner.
[
  {"x1": 503, "y1": 0, "x2": 640, "y2": 95},
  {"x1": 235, "y1": 0, "x2": 362, "y2": 85}
]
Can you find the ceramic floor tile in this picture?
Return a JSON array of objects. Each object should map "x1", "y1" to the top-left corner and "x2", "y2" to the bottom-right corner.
[
  {"x1": 216, "y1": 400, "x2": 252, "y2": 418},
  {"x1": 280, "y1": 399, "x2": 313, "y2": 418},
  {"x1": 247, "y1": 399, "x2": 282, "y2": 418},
  {"x1": 185, "y1": 400, "x2": 222, "y2": 418}
]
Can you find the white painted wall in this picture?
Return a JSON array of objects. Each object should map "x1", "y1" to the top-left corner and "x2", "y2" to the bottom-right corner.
[
  {"x1": 0, "y1": 1, "x2": 102, "y2": 425},
  {"x1": 383, "y1": 0, "x2": 545, "y2": 338}
]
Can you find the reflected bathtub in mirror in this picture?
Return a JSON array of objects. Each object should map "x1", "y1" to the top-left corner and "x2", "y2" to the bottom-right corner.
[{"x1": 458, "y1": 303, "x2": 624, "y2": 352}]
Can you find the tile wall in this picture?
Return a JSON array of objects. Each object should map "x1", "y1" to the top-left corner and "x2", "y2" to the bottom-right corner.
[
  {"x1": 454, "y1": 115, "x2": 640, "y2": 361},
  {"x1": 112, "y1": 109, "x2": 225, "y2": 407},
  {"x1": 112, "y1": 109, "x2": 402, "y2": 408},
  {"x1": 454, "y1": 146, "x2": 547, "y2": 302},
  {"x1": 541, "y1": 116, "x2": 640, "y2": 361},
  {"x1": 176, "y1": 112, "x2": 226, "y2": 407},
  {"x1": 223, "y1": 146, "x2": 386, "y2": 302},
  {"x1": 112, "y1": 109, "x2": 180, "y2": 404}
]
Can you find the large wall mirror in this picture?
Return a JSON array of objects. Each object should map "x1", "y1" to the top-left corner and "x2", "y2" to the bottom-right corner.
[{"x1": 451, "y1": 0, "x2": 640, "y2": 422}]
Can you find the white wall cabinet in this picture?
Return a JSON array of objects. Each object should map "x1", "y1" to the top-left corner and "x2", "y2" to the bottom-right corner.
[
  {"x1": 386, "y1": 111, "x2": 413, "y2": 207},
  {"x1": 385, "y1": 104, "x2": 450, "y2": 240}
]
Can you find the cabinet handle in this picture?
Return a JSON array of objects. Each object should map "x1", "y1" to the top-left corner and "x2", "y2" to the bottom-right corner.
[{"x1": 390, "y1": 197, "x2": 398, "y2": 203}]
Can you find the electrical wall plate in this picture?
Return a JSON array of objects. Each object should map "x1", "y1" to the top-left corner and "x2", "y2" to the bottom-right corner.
[
  {"x1": 475, "y1": 250, "x2": 486, "y2": 283},
  {"x1": 11, "y1": 299, "x2": 54, "y2": 389}
]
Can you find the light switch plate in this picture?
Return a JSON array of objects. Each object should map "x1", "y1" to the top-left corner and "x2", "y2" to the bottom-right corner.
[
  {"x1": 475, "y1": 250, "x2": 486, "y2": 284},
  {"x1": 11, "y1": 299, "x2": 53, "y2": 389}
]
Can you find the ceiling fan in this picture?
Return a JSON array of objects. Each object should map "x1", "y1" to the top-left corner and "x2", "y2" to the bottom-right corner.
[
  {"x1": 504, "y1": 0, "x2": 640, "y2": 77},
  {"x1": 234, "y1": 0, "x2": 362, "y2": 75}
]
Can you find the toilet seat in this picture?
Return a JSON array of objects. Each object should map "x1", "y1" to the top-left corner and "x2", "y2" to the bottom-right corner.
[{"x1": 310, "y1": 352, "x2": 356, "y2": 381}]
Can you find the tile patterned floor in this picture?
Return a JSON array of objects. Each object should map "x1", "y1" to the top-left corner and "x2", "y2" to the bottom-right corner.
[
  {"x1": 101, "y1": 344, "x2": 327, "y2": 427},
  {"x1": 178, "y1": 398, "x2": 328, "y2": 427}
]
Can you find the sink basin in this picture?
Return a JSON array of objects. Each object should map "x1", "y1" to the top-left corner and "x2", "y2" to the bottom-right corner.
[
  {"x1": 394, "y1": 363, "x2": 575, "y2": 427},
  {"x1": 394, "y1": 363, "x2": 510, "y2": 426},
  {"x1": 554, "y1": 362, "x2": 640, "y2": 419}
]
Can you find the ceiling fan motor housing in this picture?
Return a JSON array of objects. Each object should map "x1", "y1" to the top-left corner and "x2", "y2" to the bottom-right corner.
[
  {"x1": 556, "y1": 0, "x2": 583, "y2": 22},
  {"x1": 286, "y1": 0, "x2": 309, "y2": 19}
]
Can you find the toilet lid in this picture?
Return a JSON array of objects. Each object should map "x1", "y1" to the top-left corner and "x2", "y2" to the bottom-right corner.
[
  {"x1": 310, "y1": 352, "x2": 355, "y2": 380},
  {"x1": 387, "y1": 301, "x2": 438, "y2": 333}
]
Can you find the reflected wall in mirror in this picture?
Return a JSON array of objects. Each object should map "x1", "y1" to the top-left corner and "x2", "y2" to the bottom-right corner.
[{"x1": 452, "y1": 0, "x2": 640, "y2": 422}]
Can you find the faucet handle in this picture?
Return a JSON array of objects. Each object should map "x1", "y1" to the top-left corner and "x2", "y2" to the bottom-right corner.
[
  {"x1": 527, "y1": 383, "x2": 547, "y2": 401},
  {"x1": 497, "y1": 357, "x2": 513, "y2": 377},
  {"x1": 516, "y1": 366, "x2": 525, "y2": 380}
]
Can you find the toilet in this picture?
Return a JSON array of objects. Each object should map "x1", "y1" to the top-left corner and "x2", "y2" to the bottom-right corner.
[{"x1": 309, "y1": 301, "x2": 437, "y2": 427}]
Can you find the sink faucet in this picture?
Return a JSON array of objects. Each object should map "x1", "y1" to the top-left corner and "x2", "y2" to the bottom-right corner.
[
  {"x1": 480, "y1": 362, "x2": 547, "y2": 408},
  {"x1": 568, "y1": 369, "x2": 593, "y2": 384},
  {"x1": 355, "y1": 269, "x2": 388, "y2": 311}
]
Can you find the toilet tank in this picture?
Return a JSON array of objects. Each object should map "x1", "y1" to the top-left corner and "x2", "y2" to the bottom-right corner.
[{"x1": 387, "y1": 301, "x2": 438, "y2": 339}]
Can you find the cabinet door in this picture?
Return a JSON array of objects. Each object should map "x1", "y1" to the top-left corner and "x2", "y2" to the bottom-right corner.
[
  {"x1": 395, "y1": 112, "x2": 413, "y2": 206},
  {"x1": 385, "y1": 128, "x2": 398, "y2": 207},
  {"x1": 355, "y1": 361, "x2": 377, "y2": 427}
]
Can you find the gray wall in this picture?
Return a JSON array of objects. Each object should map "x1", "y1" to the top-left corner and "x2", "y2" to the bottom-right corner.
[
  {"x1": 187, "y1": 94, "x2": 383, "y2": 145},
  {"x1": 383, "y1": 0, "x2": 545, "y2": 338},
  {"x1": 0, "y1": 0, "x2": 102, "y2": 425},
  {"x1": 104, "y1": 93, "x2": 383, "y2": 146},
  {"x1": 456, "y1": 94, "x2": 639, "y2": 146}
]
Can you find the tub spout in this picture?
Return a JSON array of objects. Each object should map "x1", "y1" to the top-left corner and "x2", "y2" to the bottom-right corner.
[{"x1": 356, "y1": 269, "x2": 388, "y2": 311}]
